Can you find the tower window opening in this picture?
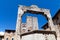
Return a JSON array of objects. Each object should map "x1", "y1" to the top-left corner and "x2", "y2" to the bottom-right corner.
[{"x1": 28, "y1": 30, "x2": 30, "y2": 32}]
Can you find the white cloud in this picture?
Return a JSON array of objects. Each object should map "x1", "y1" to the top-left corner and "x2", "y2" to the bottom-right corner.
[{"x1": 0, "y1": 32, "x2": 4, "y2": 36}]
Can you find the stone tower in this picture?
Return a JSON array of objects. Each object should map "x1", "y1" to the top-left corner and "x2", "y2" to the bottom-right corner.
[
  {"x1": 32, "y1": 17, "x2": 38, "y2": 30},
  {"x1": 26, "y1": 16, "x2": 38, "y2": 32},
  {"x1": 26, "y1": 16, "x2": 33, "y2": 31}
]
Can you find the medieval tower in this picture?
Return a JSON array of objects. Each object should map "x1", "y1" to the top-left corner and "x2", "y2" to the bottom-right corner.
[
  {"x1": 26, "y1": 16, "x2": 33, "y2": 31},
  {"x1": 26, "y1": 16, "x2": 38, "y2": 31}
]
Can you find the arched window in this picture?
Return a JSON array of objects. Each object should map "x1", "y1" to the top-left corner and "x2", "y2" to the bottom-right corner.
[
  {"x1": 12, "y1": 38, "x2": 14, "y2": 40},
  {"x1": 6, "y1": 38, "x2": 8, "y2": 40}
]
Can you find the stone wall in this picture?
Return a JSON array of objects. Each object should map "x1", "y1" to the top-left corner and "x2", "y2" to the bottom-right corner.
[
  {"x1": 4, "y1": 31, "x2": 15, "y2": 40},
  {"x1": 21, "y1": 33, "x2": 56, "y2": 40}
]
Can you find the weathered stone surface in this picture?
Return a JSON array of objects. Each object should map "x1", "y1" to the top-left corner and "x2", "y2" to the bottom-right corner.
[{"x1": 21, "y1": 33, "x2": 56, "y2": 40}]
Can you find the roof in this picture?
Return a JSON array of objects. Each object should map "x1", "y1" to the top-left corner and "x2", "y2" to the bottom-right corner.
[
  {"x1": 42, "y1": 9, "x2": 60, "y2": 28},
  {"x1": 5, "y1": 29, "x2": 15, "y2": 33}
]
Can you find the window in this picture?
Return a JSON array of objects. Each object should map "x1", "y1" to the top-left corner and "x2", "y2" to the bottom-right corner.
[
  {"x1": 12, "y1": 38, "x2": 14, "y2": 40},
  {"x1": 22, "y1": 24, "x2": 26, "y2": 27},
  {"x1": 0, "y1": 38, "x2": 2, "y2": 40},
  {"x1": 28, "y1": 30, "x2": 30, "y2": 32},
  {"x1": 6, "y1": 38, "x2": 8, "y2": 40},
  {"x1": 22, "y1": 29, "x2": 26, "y2": 32},
  {"x1": 23, "y1": 29, "x2": 25, "y2": 30}
]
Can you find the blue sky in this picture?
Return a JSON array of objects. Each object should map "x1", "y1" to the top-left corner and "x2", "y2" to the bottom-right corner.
[{"x1": 0, "y1": 0, "x2": 60, "y2": 32}]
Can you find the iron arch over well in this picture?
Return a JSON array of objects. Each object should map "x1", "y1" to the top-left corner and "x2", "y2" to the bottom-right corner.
[
  {"x1": 15, "y1": 5, "x2": 55, "y2": 40},
  {"x1": 18, "y1": 5, "x2": 55, "y2": 31}
]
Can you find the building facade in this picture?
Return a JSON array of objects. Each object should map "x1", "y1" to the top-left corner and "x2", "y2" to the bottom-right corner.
[
  {"x1": 0, "y1": 30, "x2": 15, "y2": 40},
  {"x1": 4, "y1": 30, "x2": 15, "y2": 40}
]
